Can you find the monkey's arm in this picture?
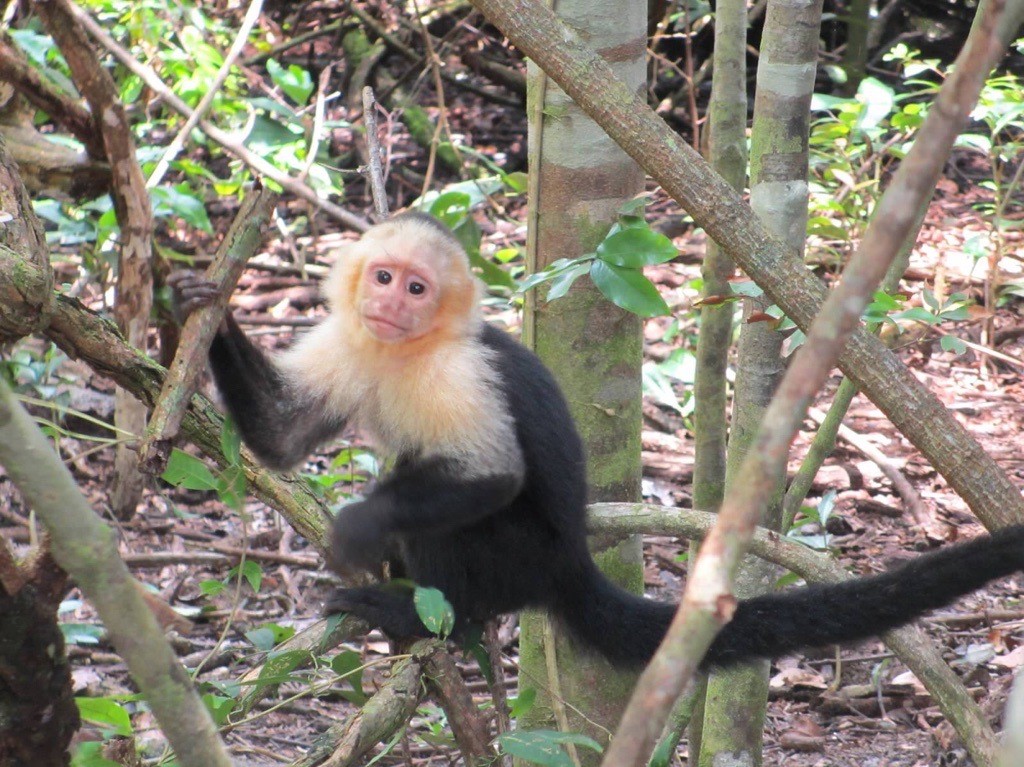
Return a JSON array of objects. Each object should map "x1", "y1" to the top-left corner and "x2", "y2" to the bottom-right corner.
[
  {"x1": 207, "y1": 315, "x2": 347, "y2": 470},
  {"x1": 330, "y1": 458, "x2": 523, "y2": 574},
  {"x1": 171, "y1": 272, "x2": 346, "y2": 470}
]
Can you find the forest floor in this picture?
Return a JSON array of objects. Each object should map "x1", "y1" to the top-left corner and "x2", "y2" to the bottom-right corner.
[{"x1": 3, "y1": 18, "x2": 1024, "y2": 763}]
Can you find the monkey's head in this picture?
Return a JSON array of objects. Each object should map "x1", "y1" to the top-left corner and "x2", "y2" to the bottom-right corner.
[{"x1": 327, "y1": 213, "x2": 482, "y2": 347}]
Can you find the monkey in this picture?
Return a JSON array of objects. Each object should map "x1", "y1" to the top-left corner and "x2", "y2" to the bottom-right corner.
[{"x1": 173, "y1": 211, "x2": 1024, "y2": 669}]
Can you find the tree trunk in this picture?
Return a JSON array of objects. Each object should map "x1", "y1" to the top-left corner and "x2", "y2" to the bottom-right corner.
[{"x1": 517, "y1": 0, "x2": 647, "y2": 756}]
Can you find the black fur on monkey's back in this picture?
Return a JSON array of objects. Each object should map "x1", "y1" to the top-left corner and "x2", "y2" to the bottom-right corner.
[{"x1": 202, "y1": 275, "x2": 1024, "y2": 669}]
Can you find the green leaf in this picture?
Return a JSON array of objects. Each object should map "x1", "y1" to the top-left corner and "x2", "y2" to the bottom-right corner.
[
  {"x1": 429, "y1": 192, "x2": 472, "y2": 226},
  {"x1": 413, "y1": 586, "x2": 456, "y2": 638},
  {"x1": 469, "y1": 249, "x2": 516, "y2": 290},
  {"x1": 246, "y1": 627, "x2": 277, "y2": 651},
  {"x1": 590, "y1": 261, "x2": 670, "y2": 317},
  {"x1": 546, "y1": 262, "x2": 589, "y2": 301},
  {"x1": 893, "y1": 307, "x2": 939, "y2": 324},
  {"x1": 266, "y1": 58, "x2": 313, "y2": 105},
  {"x1": 729, "y1": 280, "x2": 763, "y2": 298},
  {"x1": 249, "y1": 621, "x2": 295, "y2": 648},
  {"x1": 940, "y1": 335, "x2": 967, "y2": 355},
  {"x1": 239, "y1": 560, "x2": 263, "y2": 593},
  {"x1": 62, "y1": 623, "x2": 104, "y2": 646},
  {"x1": 215, "y1": 464, "x2": 247, "y2": 510},
  {"x1": 202, "y1": 693, "x2": 237, "y2": 726},
  {"x1": 255, "y1": 648, "x2": 311, "y2": 685},
  {"x1": 150, "y1": 186, "x2": 213, "y2": 233},
  {"x1": 617, "y1": 195, "x2": 651, "y2": 216},
  {"x1": 71, "y1": 742, "x2": 121, "y2": 767},
  {"x1": 498, "y1": 730, "x2": 603, "y2": 767},
  {"x1": 503, "y1": 171, "x2": 529, "y2": 194},
  {"x1": 162, "y1": 449, "x2": 218, "y2": 491},
  {"x1": 517, "y1": 257, "x2": 591, "y2": 294},
  {"x1": 596, "y1": 228, "x2": 677, "y2": 268},
  {"x1": 855, "y1": 77, "x2": 896, "y2": 130},
  {"x1": 200, "y1": 579, "x2": 226, "y2": 597},
  {"x1": 332, "y1": 649, "x2": 369, "y2": 704},
  {"x1": 76, "y1": 697, "x2": 133, "y2": 737},
  {"x1": 509, "y1": 687, "x2": 537, "y2": 718}
]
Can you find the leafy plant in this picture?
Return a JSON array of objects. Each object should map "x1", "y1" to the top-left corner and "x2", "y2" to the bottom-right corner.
[
  {"x1": 497, "y1": 729, "x2": 603, "y2": 767},
  {"x1": 161, "y1": 418, "x2": 247, "y2": 510},
  {"x1": 72, "y1": 695, "x2": 138, "y2": 766},
  {"x1": 414, "y1": 180, "x2": 526, "y2": 293},
  {"x1": 518, "y1": 198, "x2": 678, "y2": 317},
  {"x1": 786, "y1": 489, "x2": 837, "y2": 550}
]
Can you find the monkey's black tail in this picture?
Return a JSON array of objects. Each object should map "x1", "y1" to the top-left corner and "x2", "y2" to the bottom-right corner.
[{"x1": 556, "y1": 526, "x2": 1024, "y2": 669}]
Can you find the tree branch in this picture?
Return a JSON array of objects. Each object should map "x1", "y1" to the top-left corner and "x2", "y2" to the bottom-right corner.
[{"x1": 0, "y1": 378, "x2": 233, "y2": 767}]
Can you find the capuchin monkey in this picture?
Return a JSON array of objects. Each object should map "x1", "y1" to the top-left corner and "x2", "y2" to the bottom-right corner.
[{"x1": 173, "y1": 212, "x2": 1024, "y2": 668}]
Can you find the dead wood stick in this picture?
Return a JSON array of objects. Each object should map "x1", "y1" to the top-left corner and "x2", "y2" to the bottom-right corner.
[
  {"x1": 362, "y1": 86, "x2": 390, "y2": 219},
  {"x1": 139, "y1": 184, "x2": 279, "y2": 475}
]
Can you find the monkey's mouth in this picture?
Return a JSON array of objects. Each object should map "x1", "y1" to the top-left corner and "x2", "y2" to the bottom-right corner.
[{"x1": 363, "y1": 315, "x2": 409, "y2": 339}]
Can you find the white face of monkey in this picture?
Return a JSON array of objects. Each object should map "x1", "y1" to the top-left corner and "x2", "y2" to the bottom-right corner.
[
  {"x1": 357, "y1": 248, "x2": 444, "y2": 343},
  {"x1": 321, "y1": 215, "x2": 480, "y2": 347}
]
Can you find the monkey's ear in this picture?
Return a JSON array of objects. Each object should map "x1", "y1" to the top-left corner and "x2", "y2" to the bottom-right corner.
[{"x1": 323, "y1": 243, "x2": 364, "y2": 311}]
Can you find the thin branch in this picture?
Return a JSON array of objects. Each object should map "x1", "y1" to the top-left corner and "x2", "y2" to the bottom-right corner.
[
  {"x1": 347, "y1": 2, "x2": 522, "y2": 108},
  {"x1": 297, "y1": 63, "x2": 334, "y2": 186},
  {"x1": 146, "y1": 0, "x2": 264, "y2": 188},
  {"x1": 362, "y1": 86, "x2": 390, "y2": 218},
  {"x1": 292, "y1": 647, "x2": 429, "y2": 767},
  {"x1": 608, "y1": 0, "x2": 1013, "y2": 759},
  {"x1": 138, "y1": 183, "x2": 279, "y2": 474},
  {"x1": 67, "y1": 1, "x2": 371, "y2": 233},
  {"x1": 35, "y1": 0, "x2": 155, "y2": 518},
  {"x1": 0, "y1": 34, "x2": 104, "y2": 158},
  {"x1": 422, "y1": 649, "x2": 494, "y2": 765},
  {"x1": 0, "y1": 379, "x2": 233, "y2": 767},
  {"x1": 806, "y1": 404, "x2": 929, "y2": 527},
  {"x1": 468, "y1": 0, "x2": 1024, "y2": 535}
]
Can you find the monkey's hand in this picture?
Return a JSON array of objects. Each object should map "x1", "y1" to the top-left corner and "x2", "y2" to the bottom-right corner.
[
  {"x1": 329, "y1": 501, "x2": 389, "y2": 577},
  {"x1": 167, "y1": 271, "x2": 221, "y2": 324}
]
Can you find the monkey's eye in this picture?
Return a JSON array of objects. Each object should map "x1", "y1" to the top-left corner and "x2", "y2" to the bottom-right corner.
[
  {"x1": 408, "y1": 282, "x2": 426, "y2": 296},
  {"x1": 375, "y1": 270, "x2": 392, "y2": 285}
]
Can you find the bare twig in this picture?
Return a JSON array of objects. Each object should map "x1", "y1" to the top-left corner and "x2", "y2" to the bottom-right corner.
[
  {"x1": 347, "y1": 2, "x2": 522, "y2": 108},
  {"x1": 147, "y1": 0, "x2": 264, "y2": 188},
  {"x1": 298, "y1": 64, "x2": 334, "y2": 186},
  {"x1": 67, "y1": 2, "x2": 371, "y2": 233},
  {"x1": 362, "y1": 86, "x2": 390, "y2": 218},
  {"x1": 805, "y1": 405, "x2": 930, "y2": 526},
  {"x1": 138, "y1": 184, "x2": 279, "y2": 475}
]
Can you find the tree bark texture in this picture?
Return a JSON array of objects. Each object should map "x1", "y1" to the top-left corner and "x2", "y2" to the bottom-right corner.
[{"x1": 517, "y1": 0, "x2": 647, "y2": 754}]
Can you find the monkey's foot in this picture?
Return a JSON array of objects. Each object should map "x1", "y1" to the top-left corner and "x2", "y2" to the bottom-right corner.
[{"x1": 324, "y1": 586, "x2": 429, "y2": 638}]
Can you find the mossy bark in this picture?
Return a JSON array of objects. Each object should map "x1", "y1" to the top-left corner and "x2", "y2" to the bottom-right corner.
[
  {"x1": 696, "y1": 2, "x2": 822, "y2": 763},
  {"x1": 518, "y1": 0, "x2": 647, "y2": 756}
]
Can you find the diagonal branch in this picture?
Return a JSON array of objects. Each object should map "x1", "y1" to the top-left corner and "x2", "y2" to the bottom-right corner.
[{"x1": 66, "y1": 1, "x2": 371, "y2": 234}]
